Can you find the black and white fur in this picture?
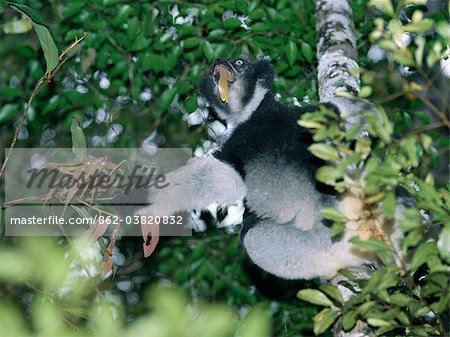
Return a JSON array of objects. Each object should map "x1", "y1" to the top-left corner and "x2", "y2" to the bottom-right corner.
[{"x1": 123, "y1": 57, "x2": 399, "y2": 279}]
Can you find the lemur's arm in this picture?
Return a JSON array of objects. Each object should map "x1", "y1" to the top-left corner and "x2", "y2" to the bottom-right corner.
[{"x1": 141, "y1": 155, "x2": 247, "y2": 216}]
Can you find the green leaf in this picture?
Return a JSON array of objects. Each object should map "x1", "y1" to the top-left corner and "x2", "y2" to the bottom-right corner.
[
  {"x1": 393, "y1": 51, "x2": 415, "y2": 67},
  {"x1": 9, "y1": 3, "x2": 59, "y2": 75},
  {"x1": 382, "y1": 191, "x2": 396, "y2": 219},
  {"x1": 177, "y1": 25, "x2": 197, "y2": 38},
  {"x1": 349, "y1": 236, "x2": 391, "y2": 254},
  {"x1": 356, "y1": 301, "x2": 376, "y2": 315},
  {"x1": 319, "y1": 284, "x2": 344, "y2": 304},
  {"x1": 321, "y1": 208, "x2": 347, "y2": 223},
  {"x1": 240, "y1": 307, "x2": 271, "y2": 337},
  {"x1": 404, "y1": 0, "x2": 427, "y2": 3},
  {"x1": 103, "y1": 0, "x2": 121, "y2": 5},
  {"x1": 297, "y1": 289, "x2": 334, "y2": 307},
  {"x1": 301, "y1": 41, "x2": 313, "y2": 62},
  {"x1": 284, "y1": 40, "x2": 298, "y2": 66},
  {"x1": 175, "y1": 81, "x2": 191, "y2": 95},
  {"x1": 223, "y1": 17, "x2": 242, "y2": 29},
  {"x1": 359, "y1": 86, "x2": 372, "y2": 98},
  {"x1": 0, "y1": 300, "x2": 31, "y2": 337},
  {"x1": 342, "y1": 310, "x2": 357, "y2": 331},
  {"x1": 376, "y1": 325, "x2": 399, "y2": 335},
  {"x1": 235, "y1": 0, "x2": 248, "y2": 14},
  {"x1": 437, "y1": 225, "x2": 450, "y2": 263},
  {"x1": 203, "y1": 41, "x2": 214, "y2": 62},
  {"x1": 31, "y1": 23, "x2": 59, "y2": 74},
  {"x1": 368, "y1": 0, "x2": 394, "y2": 16},
  {"x1": 315, "y1": 166, "x2": 341, "y2": 186},
  {"x1": 70, "y1": 117, "x2": 87, "y2": 161},
  {"x1": 355, "y1": 137, "x2": 372, "y2": 158},
  {"x1": 126, "y1": 17, "x2": 140, "y2": 39},
  {"x1": 208, "y1": 29, "x2": 225, "y2": 39},
  {"x1": 420, "y1": 133, "x2": 432, "y2": 152},
  {"x1": 313, "y1": 308, "x2": 340, "y2": 335},
  {"x1": 308, "y1": 144, "x2": 340, "y2": 161},
  {"x1": 402, "y1": 228, "x2": 424, "y2": 253},
  {"x1": 251, "y1": 22, "x2": 270, "y2": 32},
  {"x1": 345, "y1": 125, "x2": 362, "y2": 140},
  {"x1": 390, "y1": 292, "x2": 413, "y2": 307},
  {"x1": 409, "y1": 326, "x2": 429, "y2": 337},
  {"x1": 411, "y1": 241, "x2": 439, "y2": 270},
  {"x1": 63, "y1": 2, "x2": 84, "y2": 18},
  {"x1": 0, "y1": 87, "x2": 21, "y2": 98},
  {"x1": 128, "y1": 35, "x2": 150, "y2": 52},
  {"x1": 158, "y1": 88, "x2": 177, "y2": 113},
  {"x1": 184, "y1": 96, "x2": 198, "y2": 113},
  {"x1": 397, "y1": 311, "x2": 411, "y2": 325},
  {"x1": 387, "y1": 19, "x2": 403, "y2": 41},
  {"x1": 350, "y1": 237, "x2": 392, "y2": 265},
  {"x1": 249, "y1": 8, "x2": 265, "y2": 20},
  {"x1": 415, "y1": 36, "x2": 425, "y2": 67},
  {"x1": 367, "y1": 318, "x2": 392, "y2": 327},
  {"x1": 402, "y1": 136, "x2": 418, "y2": 167},
  {"x1": 183, "y1": 37, "x2": 201, "y2": 49},
  {"x1": 297, "y1": 119, "x2": 323, "y2": 129},
  {"x1": 365, "y1": 267, "x2": 399, "y2": 292},
  {"x1": 331, "y1": 222, "x2": 345, "y2": 237},
  {"x1": 404, "y1": 19, "x2": 434, "y2": 33},
  {"x1": 7, "y1": 2, "x2": 49, "y2": 26},
  {"x1": 436, "y1": 21, "x2": 450, "y2": 39},
  {"x1": 0, "y1": 103, "x2": 19, "y2": 123}
]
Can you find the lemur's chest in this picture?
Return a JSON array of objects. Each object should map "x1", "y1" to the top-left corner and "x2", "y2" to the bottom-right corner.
[{"x1": 217, "y1": 110, "x2": 315, "y2": 176}]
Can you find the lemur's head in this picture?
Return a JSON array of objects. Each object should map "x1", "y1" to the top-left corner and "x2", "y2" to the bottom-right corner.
[{"x1": 200, "y1": 57, "x2": 273, "y2": 126}]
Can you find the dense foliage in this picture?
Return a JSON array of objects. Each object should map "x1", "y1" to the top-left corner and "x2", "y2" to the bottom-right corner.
[
  {"x1": 0, "y1": 0, "x2": 449, "y2": 336},
  {"x1": 297, "y1": 1, "x2": 450, "y2": 335}
]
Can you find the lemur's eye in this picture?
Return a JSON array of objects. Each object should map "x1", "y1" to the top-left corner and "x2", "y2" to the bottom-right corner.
[{"x1": 234, "y1": 59, "x2": 244, "y2": 66}]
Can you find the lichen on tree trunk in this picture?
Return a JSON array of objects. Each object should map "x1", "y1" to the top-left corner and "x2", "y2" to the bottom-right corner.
[
  {"x1": 314, "y1": 1, "x2": 375, "y2": 336},
  {"x1": 315, "y1": 0, "x2": 360, "y2": 102}
]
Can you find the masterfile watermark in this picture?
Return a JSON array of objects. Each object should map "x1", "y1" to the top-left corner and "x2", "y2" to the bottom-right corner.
[
  {"x1": 26, "y1": 164, "x2": 170, "y2": 193},
  {"x1": 2, "y1": 148, "x2": 193, "y2": 237}
]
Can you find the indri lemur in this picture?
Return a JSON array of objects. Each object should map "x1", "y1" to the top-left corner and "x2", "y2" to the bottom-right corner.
[{"x1": 121, "y1": 57, "x2": 402, "y2": 279}]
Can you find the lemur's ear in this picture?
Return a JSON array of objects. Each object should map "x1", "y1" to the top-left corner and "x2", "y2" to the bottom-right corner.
[{"x1": 255, "y1": 59, "x2": 274, "y2": 89}]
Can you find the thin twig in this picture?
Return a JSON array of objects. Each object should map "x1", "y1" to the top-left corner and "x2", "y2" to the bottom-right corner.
[
  {"x1": 0, "y1": 78, "x2": 46, "y2": 179},
  {"x1": 0, "y1": 33, "x2": 88, "y2": 180},
  {"x1": 59, "y1": 32, "x2": 88, "y2": 61},
  {"x1": 414, "y1": 91, "x2": 450, "y2": 128}
]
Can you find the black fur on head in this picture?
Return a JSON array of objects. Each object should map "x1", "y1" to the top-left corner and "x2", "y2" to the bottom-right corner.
[{"x1": 200, "y1": 56, "x2": 274, "y2": 124}]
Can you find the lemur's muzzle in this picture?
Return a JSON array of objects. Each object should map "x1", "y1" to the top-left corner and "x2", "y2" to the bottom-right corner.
[{"x1": 212, "y1": 59, "x2": 235, "y2": 104}]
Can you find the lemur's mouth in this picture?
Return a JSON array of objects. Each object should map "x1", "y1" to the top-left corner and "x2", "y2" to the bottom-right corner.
[{"x1": 213, "y1": 63, "x2": 235, "y2": 104}]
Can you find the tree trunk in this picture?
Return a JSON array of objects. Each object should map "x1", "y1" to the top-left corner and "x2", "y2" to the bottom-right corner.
[
  {"x1": 314, "y1": 1, "x2": 375, "y2": 336},
  {"x1": 315, "y1": 0, "x2": 360, "y2": 102},
  {"x1": 315, "y1": 0, "x2": 375, "y2": 128}
]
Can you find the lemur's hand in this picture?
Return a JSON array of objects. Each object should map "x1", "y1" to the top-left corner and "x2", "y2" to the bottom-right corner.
[
  {"x1": 112, "y1": 188, "x2": 160, "y2": 257},
  {"x1": 112, "y1": 187, "x2": 151, "y2": 218},
  {"x1": 135, "y1": 208, "x2": 160, "y2": 258}
]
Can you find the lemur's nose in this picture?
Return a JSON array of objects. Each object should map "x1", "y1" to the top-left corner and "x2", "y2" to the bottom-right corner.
[
  {"x1": 212, "y1": 64, "x2": 219, "y2": 77},
  {"x1": 213, "y1": 59, "x2": 223, "y2": 77}
]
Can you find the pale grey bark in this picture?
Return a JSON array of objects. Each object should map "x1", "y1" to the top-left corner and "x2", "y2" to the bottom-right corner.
[
  {"x1": 314, "y1": 1, "x2": 374, "y2": 336},
  {"x1": 315, "y1": 0, "x2": 374, "y2": 127},
  {"x1": 315, "y1": 0, "x2": 360, "y2": 102}
]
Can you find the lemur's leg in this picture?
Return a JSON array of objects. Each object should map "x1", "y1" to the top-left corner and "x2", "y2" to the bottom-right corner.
[
  {"x1": 241, "y1": 217, "x2": 365, "y2": 280},
  {"x1": 132, "y1": 155, "x2": 247, "y2": 217}
]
